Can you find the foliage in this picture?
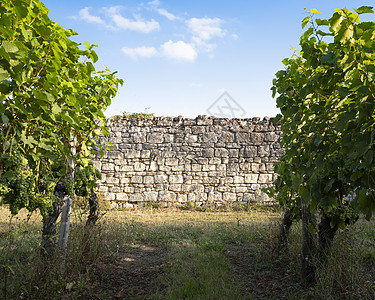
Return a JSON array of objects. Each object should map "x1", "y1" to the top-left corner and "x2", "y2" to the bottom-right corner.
[
  {"x1": 122, "y1": 111, "x2": 155, "y2": 119},
  {"x1": 0, "y1": 0, "x2": 123, "y2": 217},
  {"x1": 269, "y1": 7, "x2": 375, "y2": 225}
]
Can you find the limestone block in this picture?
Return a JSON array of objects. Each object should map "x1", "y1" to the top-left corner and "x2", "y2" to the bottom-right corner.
[
  {"x1": 129, "y1": 193, "x2": 143, "y2": 202},
  {"x1": 244, "y1": 146, "x2": 257, "y2": 158},
  {"x1": 245, "y1": 174, "x2": 259, "y2": 184},
  {"x1": 177, "y1": 194, "x2": 188, "y2": 202},
  {"x1": 106, "y1": 177, "x2": 119, "y2": 184},
  {"x1": 250, "y1": 133, "x2": 264, "y2": 144},
  {"x1": 130, "y1": 176, "x2": 143, "y2": 183},
  {"x1": 202, "y1": 148, "x2": 214, "y2": 158},
  {"x1": 235, "y1": 187, "x2": 247, "y2": 193},
  {"x1": 169, "y1": 175, "x2": 183, "y2": 184},
  {"x1": 258, "y1": 145, "x2": 270, "y2": 156},
  {"x1": 166, "y1": 158, "x2": 179, "y2": 166},
  {"x1": 192, "y1": 164, "x2": 202, "y2": 171},
  {"x1": 202, "y1": 132, "x2": 217, "y2": 143},
  {"x1": 155, "y1": 174, "x2": 168, "y2": 183},
  {"x1": 251, "y1": 163, "x2": 260, "y2": 172},
  {"x1": 104, "y1": 192, "x2": 116, "y2": 201},
  {"x1": 124, "y1": 150, "x2": 140, "y2": 159},
  {"x1": 202, "y1": 165, "x2": 216, "y2": 171},
  {"x1": 185, "y1": 134, "x2": 198, "y2": 143},
  {"x1": 236, "y1": 132, "x2": 250, "y2": 143},
  {"x1": 133, "y1": 132, "x2": 146, "y2": 143},
  {"x1": 229, "y1": 149, "x2": 239, "y2": 157},
  {"x1": 116, "y1": 193, "x2": 128, "y2": 201},
  {"x1": 208, "y1": 191, "x2": 222, "y2": 202},
  {"x1": 223, "y1": 192, "x2": 237, "y2": 202},
  {"x1": 107, "y1": 151, "x2": 123, "y2": 159},
  {"x1": 144, "y1": 191, "x2": 158, "y2": 202},
  {"x1": 164, "y1": 134, "x2": 174, "y2": 143},
  {"x1": 189, "y1": 184, "x2": 205, "y2": 193},
  {"x1": 171, "y1": 166, "x2": 184, "y2": 171},
  {"x1": 102, "y1": 163, "x2": 114, "y2": 171},
  {"x1": 168, "y1": 184, "x2": 182, "y2": 192},
  {"x1": 143, "y1": 176, "x2": 154, "y2": 184},
  {"x1": 233, "y1": 176, "x2": 244, "y2": 184},
  {"x1": 215, "y1": 148, "x2": 229, "y2": 157},
  {"x1": 196, "y1": 192, "x2": 208, "y2": 202},
  {"x1": 149, "y1": 161, "x2": 158, "y2": 171},
  {"x1": 192, "y1": 126, "x2": 205, "y2": 134},
  {"x1": 118, "y1": 165, "x2": 134, "y2": 172},
  {"x1": 120, "y1": 178, "x2": 130, "y2": 184},
  {"x1": 147, "y1": 133, "x2": 164, "y2": 144},
  {"x1": 258, "y1": 174, "x2": 273, "y2": 183},
  {"x1": 133, "y1": 162, "x2": 145, "y2": 172},
  {"x1": 93, "y1": 161, "x2": 101, "y2": 171},
  {"x1": 158, "y1": 191, "x2": 176, "y2": 202},
  {"x1": 140, "y1": 150, "x2": 151, "y2": 158}
]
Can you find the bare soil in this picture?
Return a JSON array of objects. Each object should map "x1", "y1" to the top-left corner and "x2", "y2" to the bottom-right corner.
[{"x1": 84, "y1": 244, "x2": 166, "y2": 299}]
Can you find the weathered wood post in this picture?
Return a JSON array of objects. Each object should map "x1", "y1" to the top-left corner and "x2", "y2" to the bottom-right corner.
[{"x1": 58, "y1": 139, "x2": 75, "y2": 264}]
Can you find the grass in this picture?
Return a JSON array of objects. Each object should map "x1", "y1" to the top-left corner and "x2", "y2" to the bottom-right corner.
[{"x1": 0, "y1": 205, "x2": 374, "y2": 299}]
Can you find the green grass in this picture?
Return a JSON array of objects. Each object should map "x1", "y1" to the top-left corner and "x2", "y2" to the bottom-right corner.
[{"x1": 0, "y1": 205, "x2": 374, "y2": 299}]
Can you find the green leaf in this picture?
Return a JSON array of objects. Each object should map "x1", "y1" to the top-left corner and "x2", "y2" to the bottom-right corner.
[
  {"x1": 1, "y1": 113, "x2": 9, "y2": 124},
  {"x1": 2, "y1": 41, "x2": 19, "y2": 53},
  {"x1": 0, "y1": 67, "x2": 9, "y2": 81},
  {"x1": 321, "y1": 52, "x2": 338, "y2": 64},
  {"x1": 315, "y1": 19, "x2": 329, "y2": 26},
  {"x1": 330, "y1": 13, "x2": 343, "y2": 33},
  {"x1": 302, "y1": 16, "x2": 310, "y2": 29},
  {"x1": 311, "y1": 9, "x2": 321, "y2": 15},
  {"x1": 354, "y1": 6, "x2": 374, "y2": 15}
]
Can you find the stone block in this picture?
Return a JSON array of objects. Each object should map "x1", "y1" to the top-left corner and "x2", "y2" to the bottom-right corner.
[
  {"x1": 130, "y1": 176, "x2": 143, "y2": 183},
  {"x1": 129, "y1": 193, "x2": 143, "y2": 202},
  {"x1": 202, "y1": 148, "x2": 214, "y2": 158},
  {"x1": 233, "y1": 176, "x2": 244, "y2": 184},
  {"x1": 245, "y1": 174, "x2": 258, "y2": 183},
  {"x1": 208, "y1": 192, "x2": 222, "y2": 202},
  {"x1": 169, "y1": 175, "x2": 183, "y2": 184},
  {"x1": 143, "y1": 176, "x2": 154, "y2": 184},
  {"x1": 215, "y1": 148, "x2": 229, "y2": 157},
  {"x1": 144, "y1": 191, "x2": 158, "y2": 202},
  {"x1": 223, "y1": 192, "x2": 237, "y2": 202},
  {"x1": 158, "y1": 191, "x2": 176, "y2": 202},
  {"x1": 258, "y1": 174, "x2": 273, "y2": 183},
  {"x1": 147, "y1": 133, "x2": 164, "y2": 143},
  {"x1": 155, "y1": 174, "x2": 168, "y2": 183},
  {"x1": 116, "y1": 193, "x2": 128, "y2": 201}
]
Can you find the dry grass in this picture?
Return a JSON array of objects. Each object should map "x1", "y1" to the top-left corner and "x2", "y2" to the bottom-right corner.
[{"x1": 0, "y1": 205, "x2": 374, "y2": 299}]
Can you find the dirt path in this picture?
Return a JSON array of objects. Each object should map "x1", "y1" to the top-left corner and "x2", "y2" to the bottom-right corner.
[{"x1": 85, "y1": 245, "x2": 166, "y2": 299}]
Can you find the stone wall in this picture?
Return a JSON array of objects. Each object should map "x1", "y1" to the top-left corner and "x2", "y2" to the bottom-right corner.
[{"x1": 92, "y1": 115, "x2": 283, "y2": 208}]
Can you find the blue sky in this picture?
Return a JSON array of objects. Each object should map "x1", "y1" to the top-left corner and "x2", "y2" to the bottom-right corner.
[{"x1": 42, "y1": 0, "x2": 374, "y2": 118}]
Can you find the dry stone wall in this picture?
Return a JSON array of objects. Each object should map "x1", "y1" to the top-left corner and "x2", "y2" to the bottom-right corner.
[{"x1": 92, "y1": 115, "x2": 283, "y2": 208}]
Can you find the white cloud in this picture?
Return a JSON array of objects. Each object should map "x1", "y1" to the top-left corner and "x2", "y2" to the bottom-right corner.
[
  {"x1": 231, "y1": 33, "x2": 239, "y2": 40},
  {"x1": 148, "y1": 0, "x2": 160, "y2": 6},
  {"x1": 121, "y1": 46, "x2": 158, "y2": 59},
  {"x1": 156, "y1": 8, "x2": 180, "y2": 21},
  {"x1": 103, "y1": 6, "x2": 160, "y2": 33},
  {"x1": 111, "y1": 15, "x2": 159, "y2": 33},
  {"x1": 161, "y1": 40, "x2": 197, "y2": 62},
  {"x1": 187, "y1": 17, "x2": 225, "y2": 41},
  {"x1": 192, "y1": 36, "x2": 216, "y2": 53},
  {"x1": 79, "y1": 7, "x2": 105, "y2": 25}
]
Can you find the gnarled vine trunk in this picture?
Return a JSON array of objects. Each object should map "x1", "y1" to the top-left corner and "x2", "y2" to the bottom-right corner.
[
  {"x1": 86, "y1": 191, "x2": 100, "y2": 226},
  {"x1": 41, "y1": 180, "x2": 66, "y2": 257},
  {"x1": 278, "y1": 208, "x2": 293, "y2": 253},
  {"x1": 301, "y1": 200, "x2": 316, "y2": 285}
]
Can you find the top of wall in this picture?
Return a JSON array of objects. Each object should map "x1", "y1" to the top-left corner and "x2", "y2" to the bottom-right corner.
[{"x1": 106, "y1": 115, "x2": 280, "y2": 131}]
